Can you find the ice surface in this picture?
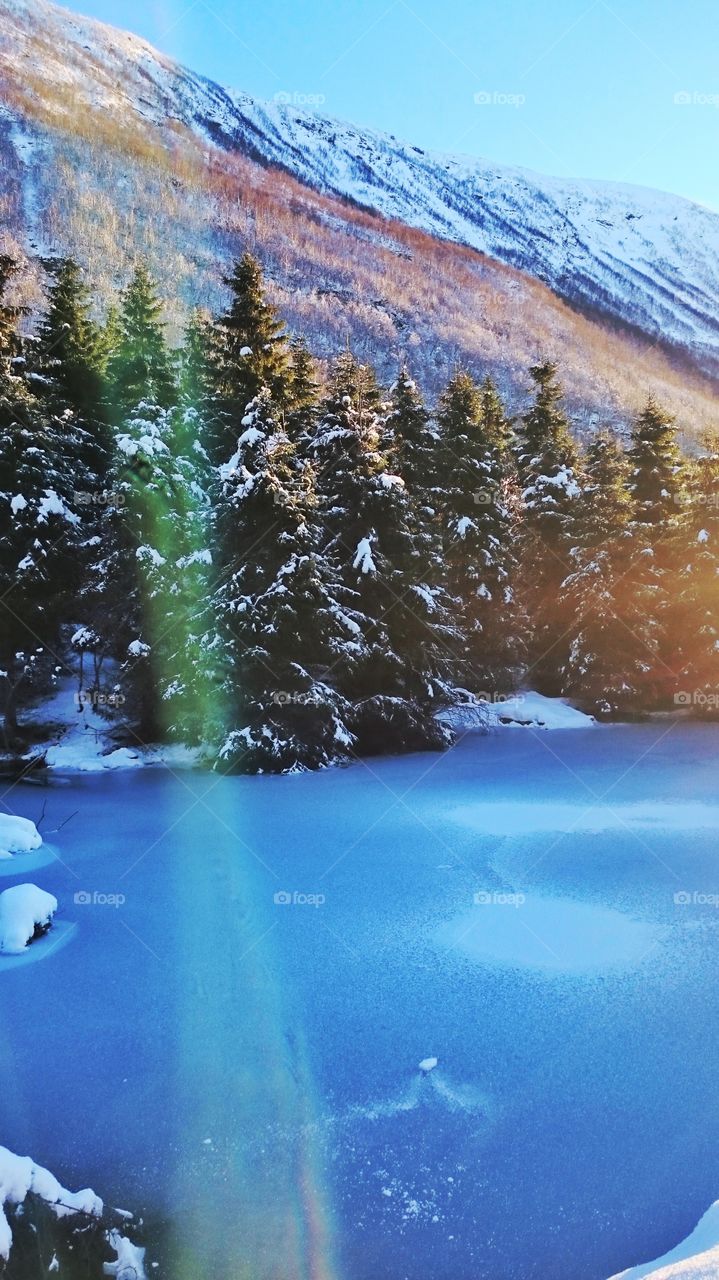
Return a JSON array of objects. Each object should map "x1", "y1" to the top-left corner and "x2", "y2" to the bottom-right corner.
[{"x1": 3, "y1": 725, "x2": 719, "y2": 1280}]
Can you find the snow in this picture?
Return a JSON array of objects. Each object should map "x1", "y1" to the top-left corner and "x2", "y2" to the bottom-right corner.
[
  {"x1": 10, "y1": 494, "x2": 26, "y2": 514},
  {"x1": 0, "y1": 884, "x2": 57, "y2": 954},
  {"x1": 104, "y1": 1229, "x2": 147, "y2": 1279},
  {"x1": 418, "y1": 1057, "x2": 438, "y2": 1074},
  {"x1": 0, "y1": 813, "x2": 42, "y2": 860},
  {"x1": 0, "y1": 1144, "x2": 102, "y2": 1260},
  {"x1": 455, "y1": 516, "x2": 476, "y2": 539},
  {"x1": 608, "y1": 1202, "x2": 719, "y2": 1279},
  {"x1": 353, "y1": 536, "x2": 376, "y2": 575},
  {"x1": 438, "y1": 691, "x2": 595, "y2": 732}
]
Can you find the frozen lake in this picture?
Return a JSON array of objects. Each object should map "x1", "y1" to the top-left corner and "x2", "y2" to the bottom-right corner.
[{"x1": 3, "y1": 723, "x2": 719, "y2": 1279}]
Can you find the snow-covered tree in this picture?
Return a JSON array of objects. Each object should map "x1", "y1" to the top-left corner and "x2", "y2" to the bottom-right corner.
[
  {"x1": 517, "y1": 362, "x2": 585, "y2": 692},
  {"x1": 674, "y1": 435, "x2": 719, "y2": 713},
  {"x1": 626, "y1": 396, "x2": 688, "y2": 701},
  {"x1": 0, "y1": 256, "x2": 83, "y2": 740},
  {"x1": 212, "y1": 388, "x2": 364, "y2": 772},
  {"x1": 207, "y1": 253, "x2": 291, "y2": 465},
  {"x1": 435, "y1": 371, "x2": 520, "y2": 689},
  {"x1": 560, "y1": 430, "x2": 660, "y2": 715},
  {"x1": 106, "y1": 264, "x2": 176, "y2": 421},
  {"x1": 310, "y1": 353, "x2": 455, "y2": 754}
]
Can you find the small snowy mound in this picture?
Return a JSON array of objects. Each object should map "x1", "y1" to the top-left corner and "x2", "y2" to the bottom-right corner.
[
  {"x1": 0, "y1": 884, "x2": 57, "y2": 954},
  {"x1": 0, "y1": 1145, "x2": 102, "y2": 1262},
  {"x1": 608, "y1": 1200, "x2": 719, "y2": 1278},
  {"x1": 489, "y1": 692, "x2": 594, "y2": 729},
  {"x1": 418, "y1": 1057, "x2": 438, "y2": 1075},
  {"x1": 439, "y1": 691, "x2": 594, "y2": 732},
  {"x1": 0, "y1": 813, "x2": 42, "y2": 861}
]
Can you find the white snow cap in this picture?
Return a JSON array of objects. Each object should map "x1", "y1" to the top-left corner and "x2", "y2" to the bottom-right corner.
[
  {"x1": 353, "y1": 536, "x2": 376, "y2": 575},
  {"x1": 0, "y1": 813, "x2": 42, "y2": 861},
  {"x1": 0, "y1": 1144, "x2": 103, "y2": 1264},
  {"x1": 0, "y1": 884, "x2": 57, "y2": 954},
  {"x1": 418, "y1": 1057, "x2": 438, "y2": 1073}
]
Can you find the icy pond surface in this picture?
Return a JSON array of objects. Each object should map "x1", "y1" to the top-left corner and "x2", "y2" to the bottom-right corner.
[{"x1": 3, "y1": 723, "x2": 719, "y2": 1279}]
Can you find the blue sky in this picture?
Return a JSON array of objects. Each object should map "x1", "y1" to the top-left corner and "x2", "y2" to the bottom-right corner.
[{"x1": 72, "y1": 0, "x2": 719, "y2": 207}]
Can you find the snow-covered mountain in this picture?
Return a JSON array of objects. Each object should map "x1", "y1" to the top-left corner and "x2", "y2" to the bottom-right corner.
[
  {"x1": 2, "y1": 0, "x2": 718, "y2": 376},
  {"x1": 1, "y1": 0, "x2": 718, "y2": 434}
]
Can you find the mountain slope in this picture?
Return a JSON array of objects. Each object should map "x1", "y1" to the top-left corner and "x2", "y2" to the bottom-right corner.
[{"x1": 0, "y1": 0, "x2": 718, "y2": 433}]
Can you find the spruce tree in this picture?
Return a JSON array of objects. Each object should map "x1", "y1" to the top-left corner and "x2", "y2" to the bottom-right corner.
[
  {"x1": 212, "y1": 388, "x2": 363, "y2": 772},
  {"x1": 310, "y1": 353, "x2": 455, "y2": 754},
  {"x1": 106, "y1": 264, "x2": 176, "y2": 421},
  {"x1": 626, "y1": 396, "x2": 687, "y2": 702},
  {"x1": 0, "y1": 256, "x2": 83, "y2": 741},
  {"x1": 207, "y1": 253, "x2": 290, "y2": 464},
  {"x1": 675, "y1": 435, "x2": 719, "y2": 714},
  {"x1": 560, "y1": 430, "x2": 660, "y2": 716},
  {"x1": 285, "y1": 336, "x2": 320, "y2": 446},
  {"x1": 517, "y1": 362, "x2": 584, "y2": 692},
  {"x1": 436, "y1": 371, "x2": 519, "y2": 690}
]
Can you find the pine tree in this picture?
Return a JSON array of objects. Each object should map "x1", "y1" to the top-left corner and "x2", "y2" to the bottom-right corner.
[
  {"x1": 106, "y1": 264, "x2": 176, "y2": 421},
  {"x1": 207, "y1": 253, "x2": 290, "y2": 464},
  {"x1": 310, "y1": 353, "x2": 455, "y2": 754},
  {"x1": 436, "y1": 371, "x2": 519, "y2": 689},
  {"x1": 517, "y1": 362, "x2": 585, "y2": 692},
  {"x1": 0, "y1": 256, "x2": 83, "y2": 741},
  {"x1": 36, "y1": 259, "x2": 105, "y2": 420},
  {"x1": 674, "y1": 435, "x2": 719, "y2": 714},
  {"x1": 212, "y1": 388, "x2": 363, "y2": 772},
  {"x1": 560, "y1": 430, "x2": 660, "y2": 716},
  {"x1": 626, "y1": 396, "x2": 687, "y2": 702},
  {"x1": 285, "y1": 336, "x2": 320, "y2": 446},
  {"x1": 385, "y1": 367, "x2": 441, "y2": 497}
]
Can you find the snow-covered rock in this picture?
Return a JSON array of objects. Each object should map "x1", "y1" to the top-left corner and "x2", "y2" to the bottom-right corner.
[
  {"x1": 0, "y1": 812, "x2": 42, "y2": 861},
  {"x1": 0, "y1": 884, "x2": 57, "y2": 954},
  {"x1": 608, "y1": 1201, "x2": 719, "y2": 1278},
  {"x1": 0, "y1": 1144, "x2": 102, "y2": 1262},
  {"x1": 418, "y1": 1057, "x2": 438, "y2": 1074}
]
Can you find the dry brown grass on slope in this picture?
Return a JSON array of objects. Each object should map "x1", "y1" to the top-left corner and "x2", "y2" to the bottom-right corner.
[{"x1": 0, "y1": 78, "x2": 717, "y2": 436}]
